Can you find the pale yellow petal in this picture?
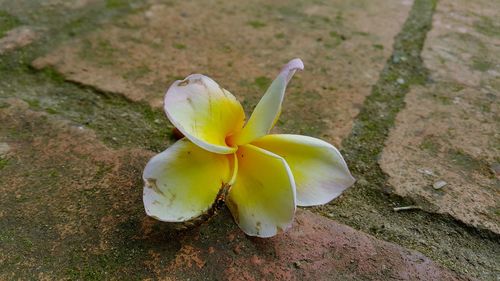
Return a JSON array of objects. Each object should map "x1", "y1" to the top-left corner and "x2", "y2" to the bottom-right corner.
[
  {"x1": 226, "y1": 144, "x2": 296, "y2": 237},
  {"x1": 252, "y1": 134, "x2": 355, "y2": 206},
  {"x1": 164, "y1": 74, "x2": 245, "y2": 154},
  {"x1": 229, "y1": 59, "x2": 304, "y2": 145},
  {"x1": 143, "y1": 139, "x2": 231, "y2": 222}
]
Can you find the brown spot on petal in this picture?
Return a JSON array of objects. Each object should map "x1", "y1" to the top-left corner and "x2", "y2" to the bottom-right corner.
[
  {"x1": 256, "y1": 221, "x2": 262, "y2": 235},
  {"x1": 178, "y1": 79, "x2": 189, "y2": 86},
  {"x1": 145, "y1": 177, "x2": 165, "y2": 196}
]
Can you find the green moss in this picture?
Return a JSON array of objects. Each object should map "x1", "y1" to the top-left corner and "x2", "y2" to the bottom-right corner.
[
  {"x1": 23, "y1": 98, "x2": 41, "y2": 109},
  {"x1": 106, "y1": 0, "x2": 129, "y2": 9},
  {"x1": 247, "y1": 20, "x2": 266, "y2": 28},
  {"x1": 430, "y1": 92, "x2": 451, "y2": 105},
  {"x1": 335, "y1": 11, "x2": 344, "y2": 25},
  {"x1": 40, "y1": 67, "x2": 66, "y2": 83},
  {"x1": 327, "y1": 31, "x2": 346, "y2": 48},
  {"x1": 65, "y1": 16, "x2": 87, "y2": 37},
  {"x1": 122, "y1": 65, "x2": 151, "y2": 80},
  {"x1": 420, "y1": 136, "x2": 441, "y2": 153},
  {"x1": 173, "y1": 43, "x2": 186, "y2": 50},
  {"x1": 0, "y1": 10, "x2": 21, "y2": 38},
  {"x1": 352, "y1": 31, "x2": 370, "y2": 36},
  {"x1": 97, "y1": 39, "x2": 116, "y2": 55},
  {"x1": 471, "y1": 56, "x2": 493, "y2": 72},
  {"x1": 1, "y1": 66, "x2": 173, "y2": 152},
  {"x1": 274, "y1": 32, "x2": 285, "y2": 39},
  {"x1": 78, "y1": 38, "x2": 117, "y2": 66},
  {"x1": 311, "y1": 0, "x2": 500, "y2": 278},
  {"x1": 447, "y1": 149, "x2": 491, "y2": 176},
  {"x1": 0, "y1": 0, "x2": 498, "y2": 279},
  {"x1": 0, "y1": 100, "x2": 10, "y2": 108},
  {"x1": 341, "y1": 0, "x2": 435, "y2": 189},
  {"x1": 254, "y1": 76, "x2": 271, "y2": 91},
  {"x1": 45, "y1": 107, "x2": 58, "y2": 114},
  {"x1": 474, "y1": 16, "x2": 500, "y2": 38},
  {"x1": 0, "y1": 158, "x2": 8, "y2": 170}
]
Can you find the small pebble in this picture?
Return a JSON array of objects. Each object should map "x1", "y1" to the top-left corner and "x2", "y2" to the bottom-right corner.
[
  {"x1": 397, "y1": 78, "x2": 405, "y2": 85},
  {"x1": 417, "y1": 168, "x2": 434, "y2": 176},
  {"x1": 433, "y1": 180, "x2": 447, "y2": 190}
]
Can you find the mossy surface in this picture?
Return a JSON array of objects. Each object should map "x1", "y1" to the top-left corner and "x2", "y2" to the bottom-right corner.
[
  {"x1": 474, "y1": 16, "x2": 500, "y2": 38},
  {"x1": 315, "y1": 0, "x2": 500, "y2": 279},
  {"x1": 0, "y1": 0, "x2": 499, "y2": 280},
  {"x1": 0, "y1": 10, "x2": 20, "y2": 38}
]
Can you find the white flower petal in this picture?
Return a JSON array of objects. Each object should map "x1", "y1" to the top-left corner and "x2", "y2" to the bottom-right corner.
[
  {"x1": 252, "y1": 134, "x2": 355, "y2": 206},
  {"x1": 230, "y1": 59, "x2": 304, "y2": 145},
  {"x1": 226, "y1": 144, "x2": 296, "y2": 237},
  {"x1": 164, "y1": 74, "x2": 245, "y2": 154},
  {"x1": 143, "y1": 139, "x2": 231, "y2": 222}
]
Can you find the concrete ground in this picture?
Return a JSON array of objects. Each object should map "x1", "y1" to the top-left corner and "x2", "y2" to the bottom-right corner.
[{"x1": 0, "y1": 0, "x2": 498, "y2": 280}]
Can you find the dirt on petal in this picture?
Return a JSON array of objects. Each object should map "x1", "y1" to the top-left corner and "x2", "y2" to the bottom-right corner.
[
  {"x1": 380, "y1": 0, "x2": 500, "y2": 234},
  {"x1": 165, "y1": 209, "x2": 470, "y2": 281}
]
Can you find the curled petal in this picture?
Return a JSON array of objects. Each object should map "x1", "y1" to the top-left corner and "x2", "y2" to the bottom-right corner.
[
  {"x1": 228, "y1": 152, "x2": 238, "y2": 186},
  {"x1": 230, "y1": 59, "x2": 304, "y2": 145},
  {"x1": 164, "y1": 74, "x2": 245, "y2": 154},
  {"x1": 226, "y1": 144, "x2": 296, "y2": 237},
  {"x1": 143, "y1": 139, "x2": 231, "y2": 222},
  {"x1": 252, "y1": 134, "x2": 355, "y2": 206}
]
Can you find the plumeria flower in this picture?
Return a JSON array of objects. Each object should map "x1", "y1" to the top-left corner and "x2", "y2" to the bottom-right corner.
[{"x1": 143, "y1": 58, "x2": 355, "y2": 238}]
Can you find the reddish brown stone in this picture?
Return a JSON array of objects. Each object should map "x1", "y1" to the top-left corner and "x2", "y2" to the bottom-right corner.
[
  {"x1": 380, "y1": 0, "x2": 499, "y2": 234},
  {"x1": 32, "y1": 0, "x2": 412, "y2": 146},
  {"x1": 164, "y1": 209, "x2": 471, "y2": 281},
  {"x1": 0, "y1": 99, "x2": 469, "y2": 280},
  {"x1": 0, "y1": 26, "x2": 37, "y2": 54}
]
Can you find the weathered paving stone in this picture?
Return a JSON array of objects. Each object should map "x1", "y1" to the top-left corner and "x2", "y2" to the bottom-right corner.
[
  {"x1": 380, "y1": 0, "x2": 500, "y2": 233},
  {"x1": 0, "y1": 26, "x2": 37, "y2": 54},
  {"x1": 32, "y1": 0, "x2": 412, "y2": 146},
  {"x1": 0, "y1": 99, "x2": 470, "y2": 280},
  {"x1": 0, "y1": 0, "x2": 107, "y2": 55},
  {"x1": 0, "y1": 9, "x2": 37, "y2": 54}
]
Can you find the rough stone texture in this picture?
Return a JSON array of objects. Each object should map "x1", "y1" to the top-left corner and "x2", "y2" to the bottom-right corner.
[
  {"x1": 380, "y1": 0, "x2": 500, "y2": 233},
  {"x1": 31, "y1": 0, "x2": 412, "y2": 146},
  {"x1": 0, "y1": 26, "x2": 37, "y2": 54},
  {"x1": 0, "y1": 99, "x2": 469, "y2": 280},
  {"x1": 216, "y1": 210, "x2": 469, "y2": 281}
]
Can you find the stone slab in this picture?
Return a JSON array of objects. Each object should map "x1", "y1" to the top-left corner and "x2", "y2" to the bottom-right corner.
[
  {"x1": 0, "y1": 99, "x2": 469, "y2": 280},
  {"x1": 32, "y1": 0, "x2": 413, "y2": 146},
  {"x1": 380, "y1": 0, "x2": 500, "y2": 233},
  {"x1": 0, "y1": 26, "x2": 37, "y2": 54}
]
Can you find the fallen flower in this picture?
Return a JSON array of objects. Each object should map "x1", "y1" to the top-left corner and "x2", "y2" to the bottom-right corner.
[{"x1": 143, "y1": 58, "x2": 355, "y2": 237}]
